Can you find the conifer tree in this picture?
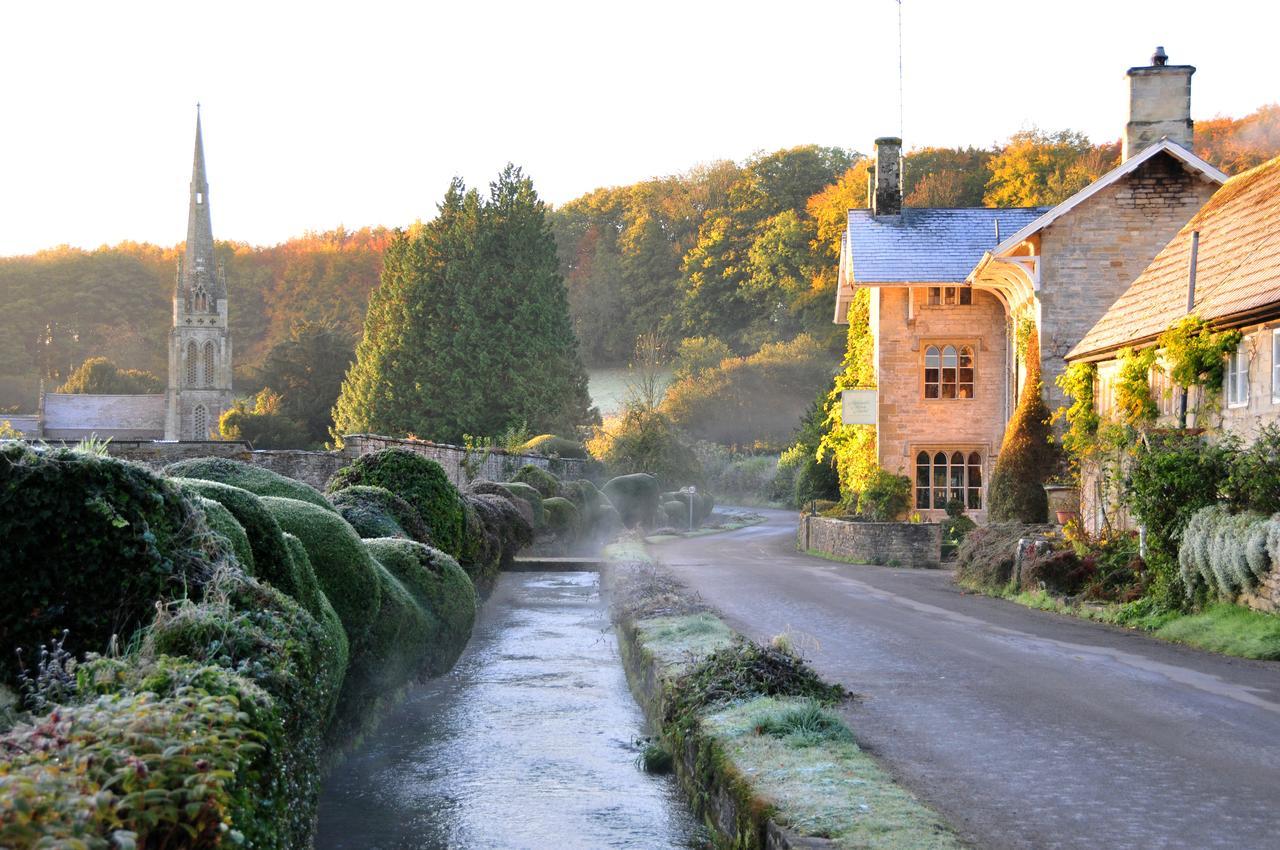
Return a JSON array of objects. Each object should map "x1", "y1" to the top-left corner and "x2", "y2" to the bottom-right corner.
[
  {"x1": 987, "y1": 325, "x2": 1059, "y2": 523},
  {"x1": 332, "y1": 167, "x2": 595, "y2": 444}
]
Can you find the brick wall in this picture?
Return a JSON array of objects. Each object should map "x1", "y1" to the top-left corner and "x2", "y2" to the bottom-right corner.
[
  {"x1": 875, "y1": 286, "x2": 1008, "y2": 521},
  {"x1": 1039, "y1": 152, "x2": 1218, "y2": 413},
  {"x1": 797, "y1": 515, "x2": 941, "y2": 569}
]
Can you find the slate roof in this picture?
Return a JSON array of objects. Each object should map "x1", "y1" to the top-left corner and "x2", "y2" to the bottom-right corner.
[
  {"x1": 1069, "y1": 154, "x2": 1280, "y2": 360},
  {"x1": 42, "y1": 393, "x2": 166, "y2": 440},
  {"x1": 845, "y1": 207, "x2": 1047, "y2": 284}
]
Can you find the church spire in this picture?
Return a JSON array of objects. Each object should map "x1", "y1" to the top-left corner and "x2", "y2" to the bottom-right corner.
[{"x1": 181, "y1": 106, "x2": 220, "y2": 307}]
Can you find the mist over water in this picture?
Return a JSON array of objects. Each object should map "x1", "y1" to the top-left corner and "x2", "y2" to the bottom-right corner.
[{"x1": 315, "y1": 571, "x2": 700, "y2": 850}]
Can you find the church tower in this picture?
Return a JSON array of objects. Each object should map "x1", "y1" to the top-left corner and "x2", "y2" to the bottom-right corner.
[{"x1": 165, "y1": 109, "x2": 233, "y2": 440}]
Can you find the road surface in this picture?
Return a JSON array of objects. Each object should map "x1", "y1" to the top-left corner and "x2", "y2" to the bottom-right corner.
[{"x1": 653, "y1": 509, "x2": 1280, "y2": 850}]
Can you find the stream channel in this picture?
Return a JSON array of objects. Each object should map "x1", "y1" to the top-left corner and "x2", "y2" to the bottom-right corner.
[{"x1": 315, "y1": 569, "x2": 703, "y2": 849}]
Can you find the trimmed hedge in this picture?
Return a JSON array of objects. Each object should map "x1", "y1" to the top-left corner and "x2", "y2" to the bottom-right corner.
[
  {"x1": 328, "y1": 484, "x2": 431, "y2": 545},
  {"x1": 326, "y1": 448, "x2": 465, "y2": 557},
  {"x1": 471, "y1": 479, "x2": 545, "y2": 529},
  {"x1": 470, "y1": 493, "x2": 534, "y2": 570},
  {"x1": 0, "y1": 444, "x2": 215, "y2": 686},
  {"x1": 362, "y1": 538, "x2": 477, "y2": 677},
  {"x1": 512, "y1": 463, "x2": 561, "y2": 498},
  {"x1": 197, "y1": 495, "x2": 255, "y2": 572},
  {"x1": 261, "y1": 496, "x2": 383, "y2": 650},
  {"x1": 522, "y1": 433, "x2": 588, "y2": 458},
  {"x1": 542, "y1": 496, "x2": 580, "y2": 539},
  {"x1": 164, "y1": 456, "x2": 333, "y2": 511},
  {"x1": 603, "y1": 473, "x2": 661, "y2": 528}
]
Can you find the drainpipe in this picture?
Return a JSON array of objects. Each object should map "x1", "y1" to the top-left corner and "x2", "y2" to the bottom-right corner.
[{"x1": 1178, "y1": 231, "x2": 1199, "y2": 428}]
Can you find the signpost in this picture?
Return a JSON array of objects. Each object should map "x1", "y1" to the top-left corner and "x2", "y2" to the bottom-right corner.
[
  {"x1": 681, "y1": 485, "x2": 697, "y2": 531},
  {"x1": 840, "y1": 389, "x2": 877, "y2": 425}
]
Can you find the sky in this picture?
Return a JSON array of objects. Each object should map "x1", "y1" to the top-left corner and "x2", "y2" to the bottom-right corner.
[{"x1": 1, "y1": 0, "x2": 1276, "y2": 256}]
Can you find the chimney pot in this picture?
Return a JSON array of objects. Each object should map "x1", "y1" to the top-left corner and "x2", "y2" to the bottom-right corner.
[
  {"x1": 872, "y1": 136, "x2": 902, "y2": 217},
  {"x1": 1152, "y1": 46, "x2": 1168, "y2": 66}
]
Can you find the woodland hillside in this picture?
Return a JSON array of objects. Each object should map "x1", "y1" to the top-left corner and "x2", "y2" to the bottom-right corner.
[{"x1": 2, "y1": 105, "x2": 1276, "y2": 412}]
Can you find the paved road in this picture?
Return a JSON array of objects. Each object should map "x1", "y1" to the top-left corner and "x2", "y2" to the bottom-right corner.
[{"x1": 654, "y1": 509, "x2": 1280, "y2": 850}]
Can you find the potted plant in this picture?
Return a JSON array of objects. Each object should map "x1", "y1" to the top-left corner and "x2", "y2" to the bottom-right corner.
[{"x1": 1043, "y1": 478, "x2": 1080, "y2": 525}]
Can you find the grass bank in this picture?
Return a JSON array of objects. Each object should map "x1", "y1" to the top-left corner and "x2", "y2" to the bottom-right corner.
[{"x1": 608, "y1": 548, "x2": 960, "y2": 849}]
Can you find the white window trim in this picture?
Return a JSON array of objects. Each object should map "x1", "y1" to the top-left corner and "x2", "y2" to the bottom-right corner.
[
  {"x1": 1227, "y1": 341, "x2": 1249, "y2": 409},
  {"x1": 1271, "y1": 329, "x2": 1280, "y2": 404}
]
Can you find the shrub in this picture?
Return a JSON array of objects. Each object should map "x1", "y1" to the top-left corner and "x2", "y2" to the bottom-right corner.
[
  {"x1": 955, "y1": 523, "x2": 1038, "y2": 590},
  {"x1": 694, "y1": 442, "x2": 780, "y2": 506},
  {"x1": 1019, "y1": 549, "x2": 1087, "y2": 595},
  {"x1": 662, "y1": 500, "x2": 687, "y2": 528},
  {"x1": 469, "y1": 479, "x2": 540, "y2": 530},
  {"x1": 987, "y1": 327, "x2": 1058, "y2": 523},
  {"x1": 173, "y1": 478, "x2": 321, "y2": 615},
  {"x1": 521, "y1": 434, "x2": 588, "y2": 459},
  {"x1": 0, "y1": 444, "x2": 216, "y2": 686},
  {"x1": 856, "y1": 469, "x2": 911, "y2": 521},
  {"x1": 542, "y1": 496, "x2": 581, "y2": 538},
  {"x1": 603, "y1": 472, "x2": 661, "y2": 528},
  {"x1": 196, "y1": 495, "x2": 255, "y2": 571},
  {"x1": 362, "y1": 538, "x2": 477, "y2": 677},
  {"x1": 586, "y1": 404, "x2": 703, "y2": 487},
  {"x1": 1179, "y1": 505, "x2": 1271, "y2": 600},
  {"x1": 662, "y1": 490, "x2": 716, "y2": 526},
  {"x1": 328, "y1": 484, "x2": 431, "y2": 544},
  {"x1": 511, "y1": 463, "x2": 561, "y2": 498},
  {"x1": 217, "y1": 389, "x2": 310, "y2": 449},
  {"x1": 164, "y1": 456, "x2": 334, "y2": 510},
  {"x1": 1127, "y1": 431, "x2": 1230, "y2": 567},
  {"x1": 326, "y1": 448, "x2": 466, "y2": 557},
  {"x1": 1222, "y1": 424, "x2": 1280, "y2": 514},
  {"x1": 498, "y1": 480, "x2": 547, "y2": 528},
  {"x1": 794, "y1": 454, "x2": 840, "y2": 508},
  {"x1": 261, "y1": 496, "x2": 383, "y2": 650},
  {"x1": 55, "y1": 356, "x2": 163, "y2": 394},
  {"x1": 469, "y1": 493, "x2": 534, "y2": 569}
]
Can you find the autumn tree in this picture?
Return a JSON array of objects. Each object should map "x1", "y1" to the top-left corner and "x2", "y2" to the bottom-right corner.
[
  {"x1": 242, "y1": 321, "x2": 354, "y2": 445},
  {"x1": 56, "y1": 357, "x2": 163, "y2": 394},
  {"x1": 332, "y1": 166, "x2": 596, "y2": 444},
  {"x1": 984, "y1": 129, "x2": 1119, "y2": 207}
]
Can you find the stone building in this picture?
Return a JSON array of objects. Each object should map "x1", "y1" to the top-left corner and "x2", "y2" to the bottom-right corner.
[
  {"x1": 15, "y1": 111, "x2": 233, "y2": 442},
  {"x1": 832, "y1": 49, "x2": 1225, "y2": 520},
  {"x1": 1067, "y1": 153, "x2": 1280, "y2": 530}
]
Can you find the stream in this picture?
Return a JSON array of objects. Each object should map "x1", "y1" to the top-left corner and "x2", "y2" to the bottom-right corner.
[{"x1": 314, "y1": 569, "x2": 702, "y2": 850}]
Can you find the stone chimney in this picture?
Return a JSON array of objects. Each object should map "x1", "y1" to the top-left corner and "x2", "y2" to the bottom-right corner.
[
  {"x1": 872, "y1": 136, "x2": 902, "y2": 216},
  {"x1": 1123, "y1": 46, "x2": 1195, "y2": 161}
]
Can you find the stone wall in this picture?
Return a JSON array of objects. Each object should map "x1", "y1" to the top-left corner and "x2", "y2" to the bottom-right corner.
[
  {"x1": 1038, "y1": 151, "x2": 1218, "y2": 414},
  {"x1": 798, "y1": 515, "x2": 941, "y2": 569},
  {"x1": 96, "y1": 433, "x2": 590, "y2": 490}
]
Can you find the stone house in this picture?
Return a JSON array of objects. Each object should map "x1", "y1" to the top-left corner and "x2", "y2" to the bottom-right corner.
[
  {"x1": 13, "y1": 110, "x2": 234, "y2": 442},
  {"x1": 1066, "y1": 153, "x2": 1280, "y2": 530},
  {"x1": 833, "y1": 49, "x2": 1225, "y2": 520}
]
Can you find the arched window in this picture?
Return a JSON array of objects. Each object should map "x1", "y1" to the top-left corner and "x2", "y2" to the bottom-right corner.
[
  {"x1": 186, "y1": 341, "x2": 198, "y2": 386},
  {"x1": 203, "y1": 341, "x2": 216, "y2": 387},
  {"x1": 923, "y1": 344, "x2": 975, "y2": 399},
  {"x1": 192, "y1": 405, "x2": 207, "y2": 440},
  {"x1": 915, "y1": 450, "x2": 984, "y2": 510}
]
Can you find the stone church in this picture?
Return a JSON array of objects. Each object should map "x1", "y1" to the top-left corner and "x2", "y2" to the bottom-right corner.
[{"x1": 18, "y1": 112, "x2": 234, "y2": 442}]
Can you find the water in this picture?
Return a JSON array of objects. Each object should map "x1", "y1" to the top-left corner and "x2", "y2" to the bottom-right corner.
[{"x1": 315, "y1": 571, "x2": 701, "y2": 850}]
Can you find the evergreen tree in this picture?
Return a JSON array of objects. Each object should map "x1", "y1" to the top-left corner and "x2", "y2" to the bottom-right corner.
[
  {"x1": 332, "y1": 167, "x2": 595, "y2": 444},
  {"x1": 987, "y1": 326, "x2": 1060, "y2": 523}
]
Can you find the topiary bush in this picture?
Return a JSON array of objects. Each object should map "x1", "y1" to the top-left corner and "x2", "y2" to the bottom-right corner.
[
  {"x1": 662, "y1": 490, "x2": 716, "y2": 526},
  {"x1": 469, "y1": 480, "x2": 538, "y2": 527},
  {"x1": 511, "y1": 463, "x2": 562, "y2": 498},
  {"x1": 987, "y1": 327, "x2": 1059, "y2": 523},
  {"x1": 470, "y1": 492, "x2": 534, "y2": 569},
  {"x1": 328, "y1": 484, "x2": 431, "y2": 544},
  {"x1": 603, "y1": 472, "x2": 661, "y2": 528},
  {"x1": 164, "y1": 456, "x2": 334, "y2": 511},
  {"x1": 361, "y1": 538, "x2": 477, "y2": 677},
  {"x1": 542, "y1": 496, "x2": 581, "y2": 540},
  {"x1": 326, "y1": 448, "x2": 466, "y2": 557},
  {"x1": 196, "y1": 495, "x2": 255, "y2": 572},
  {"x1": 663, "y1": 499, "x2": 688, "y2": 528},
  {"x1": 261, "y1": 496, "x2": 383, "y2": 650},
  {"x1": 0, "y1": 444, "x2": 217, "y2": 686}
]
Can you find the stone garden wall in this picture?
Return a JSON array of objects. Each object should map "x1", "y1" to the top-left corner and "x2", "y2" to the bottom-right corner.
[{"x1": 798, "y1": 515, "x2": 941, "y2": 569}]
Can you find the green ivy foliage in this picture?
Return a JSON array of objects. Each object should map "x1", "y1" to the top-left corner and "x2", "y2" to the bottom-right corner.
[
  {"x1": 326, "y1": 448, "x2": 465, "y2": 558},
  {"x1": 0, "y1": 444, "x2": 216, "y2": 686}
]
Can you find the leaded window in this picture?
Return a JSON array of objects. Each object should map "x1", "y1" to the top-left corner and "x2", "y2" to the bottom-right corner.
[
  {"x1": 186, "y1": 341, "x2": 198, "y2": 387},
  {"x1": 915, "y1": 450, "x2": 983, "y2": 510},
  {"x1": 193, "y1": 405, "x2": 207, "y2": 440},
  {"x1": 203, "y1": 341, "x2": 216, "y2": 387},
  {"x1": 924, "y1": 344, "x2": 975, "y2": 399}
]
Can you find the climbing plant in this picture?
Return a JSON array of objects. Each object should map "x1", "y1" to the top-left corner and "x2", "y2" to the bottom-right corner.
[
  {"x1": 1156, "y1": 314, "x2": 1242, "y2": 399},
  {"x1": 1113, "y1": 346, "x2": 1159, "y2": 427}
]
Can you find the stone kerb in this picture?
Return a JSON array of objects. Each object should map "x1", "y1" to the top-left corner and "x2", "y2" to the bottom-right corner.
[{"x1": 798, "y1": 515, "x2": 942, "y2": 569}]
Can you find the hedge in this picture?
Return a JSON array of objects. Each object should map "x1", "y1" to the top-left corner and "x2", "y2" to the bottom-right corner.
[
  {"x1": 522, "y1": 434, "x2": 588, "y2": 458},
  {"x1": 469, "y1": 492, "x2": 534, "y2": 571},
  {"x1": 362, "y1": 538, "x2": 477, "y2": 677},
  {"x1": 328, "y1": 484, "x2": 432, "y2": 545},
  {"x1": 0, "y1": 443, "x2": 215, "y2": 687},
  {"x1": 542, "y1": 496, "x2": 580, "y2": 539},
  {"x1": 326, "y1": 448, "x2": 465, "y2": 557},
  {"x1": 164, "y1": 456, "x2": 334, "y2": 511},
  {"x1": 261, "y1": 496, "x2": 383, "y2": 650},
  {"x1": 470, "y1": 479, "x2": 545, "y2": 529},
  {"x1": 603, "y1": 473, "x2": 661, "y2": 528},
  {"x1": 197, "y1": 495, "x2": 255, "y2": 572},
  {"x1": 511, "y1": 463, "x2": 561, "y2": 498}
]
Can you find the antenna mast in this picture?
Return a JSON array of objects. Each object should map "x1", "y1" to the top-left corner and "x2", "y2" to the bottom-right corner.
[{"x1": 897, "y1": 0, "x2": 904, "y2": 139}]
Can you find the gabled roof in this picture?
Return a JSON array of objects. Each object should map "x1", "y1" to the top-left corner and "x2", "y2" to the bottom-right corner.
[
  {"x1": 843, "y1": 206, "x2": 1047, "y2": 284},
  {"x1": 990, "y1": 139, "x2": 1227, "y2": 257},
  {"x1": 1069, "y1": 154, "x2": 1280, "y2": 360}
]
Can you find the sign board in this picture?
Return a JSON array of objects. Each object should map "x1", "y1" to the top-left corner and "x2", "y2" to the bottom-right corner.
[{"x1": 840, "y1": 389, "x2": 877, "y2": 425}]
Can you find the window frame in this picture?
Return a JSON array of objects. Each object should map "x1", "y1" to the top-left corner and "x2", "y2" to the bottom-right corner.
[
  {"x1": 1227, "y1": 340, "x2": 1249, "y2": 409},
  {"x1": 1271, "y1": 329, "x2": 1280, "y2": 404},
  {"x1": 924, "y1": 286, "x2": 972, "y2": 308},
  {"x1": 914, "y1": 448, "x2": 984, "y2": 511},
  {"x1": 922, "y1": 341, "x2": 976, "y2": 400}
]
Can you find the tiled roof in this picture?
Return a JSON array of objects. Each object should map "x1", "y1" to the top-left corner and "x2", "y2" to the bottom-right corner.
[
  {"x1": 1069, "y1": 154, "x2": 1280, "y2": 360},
  {"x1": 846, "y1": 207, "x2": 1047, "y2": 283}
]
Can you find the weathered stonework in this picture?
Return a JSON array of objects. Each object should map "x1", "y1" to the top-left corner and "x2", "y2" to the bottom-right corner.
[{"x1": 798, "y1": 515, "x2": 941, "y2": 569}]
